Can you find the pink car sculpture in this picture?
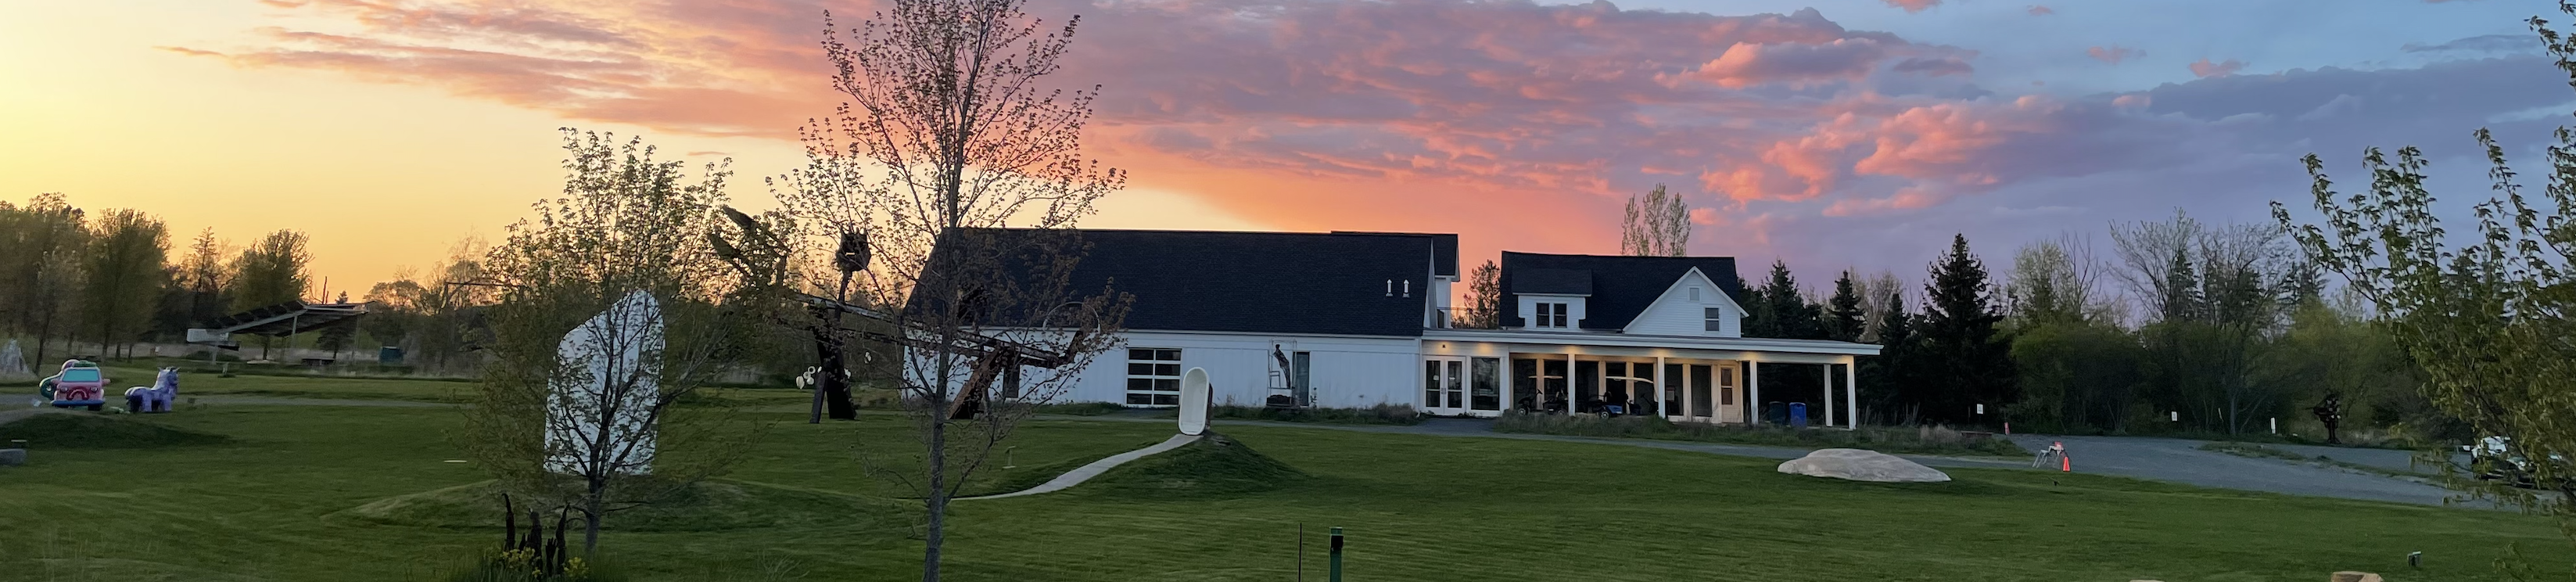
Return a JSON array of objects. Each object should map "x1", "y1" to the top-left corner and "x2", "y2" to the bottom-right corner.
[{"x1": 38, "y1": 360, "x2": 106, "y2": 411}]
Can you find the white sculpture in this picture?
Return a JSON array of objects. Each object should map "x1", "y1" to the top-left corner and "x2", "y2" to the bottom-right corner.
[
  {"x1": 1178, "y1": 367, "x2": 1211, "y2": 436},
  {"x1": 545, "y1": 290, "x2": 665, "y2": 475},
  {"x1": 1776, "y1": 448, "x2": 1951, "y2": 483},
  {"x1": 0, "y1": 340, "x2": 26, "y2": 379}
]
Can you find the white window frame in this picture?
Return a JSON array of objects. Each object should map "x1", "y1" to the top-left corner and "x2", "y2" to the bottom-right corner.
[
  {"x1": 1536, "y1": 302, "x2": 1570, "y2": 329},
  {"x1": 1125, "y1": 347, "x2": 1183, "y2": 407}
]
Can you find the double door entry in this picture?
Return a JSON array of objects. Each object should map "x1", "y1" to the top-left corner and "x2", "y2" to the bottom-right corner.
[{"x1": 1423, "y1": 357, "x2": 1503, "y2": 416}]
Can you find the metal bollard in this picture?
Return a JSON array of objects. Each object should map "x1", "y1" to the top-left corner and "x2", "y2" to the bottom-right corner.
[{"x1": 1329, "y1": 526, "x2": 1344, "y2": 582}]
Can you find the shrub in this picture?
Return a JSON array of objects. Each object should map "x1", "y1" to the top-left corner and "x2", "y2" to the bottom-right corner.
[
  {"x1": 1491, "y1": 411, "x2": 2027, "y2": 457},
  {"x1": 1211, "y1": 404, "x2": 1422, "y2": 426}
]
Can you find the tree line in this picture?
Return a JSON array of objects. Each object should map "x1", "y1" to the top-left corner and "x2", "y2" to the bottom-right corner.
[{"x1": 0, "y1": 194, "x2": 321, "y2": 365}]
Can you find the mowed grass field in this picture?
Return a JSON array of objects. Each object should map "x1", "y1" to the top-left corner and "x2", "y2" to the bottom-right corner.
[{"x1": 2, "y1": 374, "x2": 2568, "y2": 581}]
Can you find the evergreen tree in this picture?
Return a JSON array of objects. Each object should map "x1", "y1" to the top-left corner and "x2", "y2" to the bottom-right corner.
[
  {"x1": 1861, "y1": 290, "x2": 1919, "y2": 423},
  {"x1": 1918, "y1": 234, "x2": 2015, "y2": 426},
  {"x1": 1462, "y1": 260, "x2": 1501, "y2": 329},
  {"x1": 1825, "y1": 271, "x2": 1864, "y2": 343},
  {"x1": 2158, "y1": 247, "x2": 2203, "y2": 323},
  {"x1": 1752, "y1": 260, "x2": 1825, "y2": 340}
]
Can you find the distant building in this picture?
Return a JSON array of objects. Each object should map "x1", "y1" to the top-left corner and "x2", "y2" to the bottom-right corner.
[{"x1": 920, "y1": 228, "x2": 1877, "y2": 426}]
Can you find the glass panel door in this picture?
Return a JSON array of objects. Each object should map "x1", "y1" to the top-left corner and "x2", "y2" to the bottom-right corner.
[
  {"x1": 1470, "y1": 357, "x2": 1501, "y2": 411},
  {"x1": 1444, "y1": 360, "x2": 1466, "y2": 409},
  {"x1": 1663, "y1": 363, "x2": 1685, "y2": 421}
]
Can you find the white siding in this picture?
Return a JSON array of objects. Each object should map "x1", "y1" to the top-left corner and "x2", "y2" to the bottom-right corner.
[
  {"x1": 1516, "y1": 294, "x2": 1588, "y2": 331},
  {"x1": 1621, "y1": 268, "x2": 1745, "y2": 338},
  {"x1": 1064, "y1": 331, "x2": 1425, "y2": 409}
]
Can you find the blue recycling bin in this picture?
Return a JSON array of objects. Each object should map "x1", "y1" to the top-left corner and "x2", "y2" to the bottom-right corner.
[{"x1": 1789, "y1": 402, "x2": 1809, "y2": 428}]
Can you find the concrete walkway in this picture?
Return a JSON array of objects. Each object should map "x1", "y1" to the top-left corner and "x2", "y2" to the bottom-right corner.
[{"x1": 956, "y1": 433, "x2": 1203, "y2": 500}]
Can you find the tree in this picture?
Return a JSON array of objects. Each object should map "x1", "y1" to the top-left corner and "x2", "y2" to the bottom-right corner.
[
  {"x1": 1747, "y1": 260, "x2": 1824, "y2": 340},
  {"x1": 2275, "y1": 7, "x2": 2576, "y2": 550},
  {"x1": 1825, "y1": 271, "x2": 1865, "y2": 343},
  {"x1": 1917, "y1": 235, "x2": 2015, "y2": 426},
  {"x1": 82, "y1": 209, "x2": 170, "y2": 358},
  {"x1": 1461, "y1": 260, "x2": 1501, "y2": 329},
  {"x1": 1621, "y1": 183, "x2": 1690, "y2": 257},
  {"x1": 232, "y1": 229, "x2": 312, "y2": 359},
  {"x1": 790, "y1": 2, "x2": 1130, "y2": 578},
  {"x1": 0, "y1": 194, "x2": 90, "y2": 363},
  {"x1": 2004, "y1": 237, "x2": 2101, "y2": 328},
  {"x1": 469, "y1": 129, "x2": 764, "y2": 555},
  {"x1": 1860, "y1": 289, "x2": 1920, "y2": 424},
  {"x1": 231, "y1": 229, "x2": 310, "y2": 311}
]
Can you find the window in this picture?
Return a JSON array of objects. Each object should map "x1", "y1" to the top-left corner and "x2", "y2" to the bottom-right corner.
[
  {"x1": 1703, "y1": 307, "x2": 1724, "y2": 332},
  {"x1": 1689, "y1": 286, "x2": 1701, "y2": 302},
  {"x1": 1535, "y1": 302, "x2": 1570, "y2": 328},
  {"x1": 1125, "y1": 348, "x2": 1182, "y2": 406}
]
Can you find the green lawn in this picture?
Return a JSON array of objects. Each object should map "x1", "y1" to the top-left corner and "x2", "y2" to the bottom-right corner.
[{"x1": 1, "y1": 393, "x2": 2567, "y2": 580}]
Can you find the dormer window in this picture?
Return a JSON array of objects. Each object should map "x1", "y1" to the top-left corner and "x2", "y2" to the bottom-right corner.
[{"x1": 1537, "y1": 302, "x2": 1570, "y2": 328}]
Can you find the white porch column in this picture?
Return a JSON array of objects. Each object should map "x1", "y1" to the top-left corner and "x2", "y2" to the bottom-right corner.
[
  {"x1": 1748, "y1": 360, "x2": 1762, "y2": 425},
  {"x1": 1501, "y1": 351, "x2": 1515, "y2": 415},
  {"x1": 1822, "y1": 362, "x2": 1835, "y2": 428},
  {"x1": 1844, "y1": 355, "x2": 1859, "y2": 429},
  {"x1": 1564, "y1": 351, "x2": 1576, "y2": 416},
  {"x1": 1653, "y1": 356, "x2": 1667, "y2": 418}
]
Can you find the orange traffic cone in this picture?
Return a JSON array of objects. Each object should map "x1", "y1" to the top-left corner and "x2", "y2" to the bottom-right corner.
[{"x1": 2061, "y1": 454, "x2": 2072, "y2": 472}]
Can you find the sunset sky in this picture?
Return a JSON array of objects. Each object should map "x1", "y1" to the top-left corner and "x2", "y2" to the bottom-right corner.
[{"x1": 3, "y1": 0, "x2": 2567, "y2": 298}]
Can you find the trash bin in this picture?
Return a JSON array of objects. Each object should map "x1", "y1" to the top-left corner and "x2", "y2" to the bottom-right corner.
[
  {"x1": 379, "y1": 347, "x2": 404, "y2": 365},
  {"x1": 1764, "y1": 401, "x2": 1788, "y2": 425},
  {"x1": 1789, "y1": 402, "x2": 1809, "y2": 428}
]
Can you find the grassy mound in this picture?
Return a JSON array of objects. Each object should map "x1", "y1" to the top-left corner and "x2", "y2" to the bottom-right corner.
[
  {"x1": 334, "y1": 479, "x2": 914, "y2": 533},
  {"x1": 0, "y1": 411, "x2": 230, "y2": 449},
  {"x1": 1086, "y1": 433, "x2": 1308, "y2": 497}
]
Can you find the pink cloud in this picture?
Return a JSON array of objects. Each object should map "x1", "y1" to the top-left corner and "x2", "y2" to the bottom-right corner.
[
  {"x1": 185, "y1": 0, "x2": 2126, "y2": 260},
  {"x1": 1885, "y1": 0, "x2": 1942, "y2": 13},
  {"x1": 2027, "y1": 5, "x2": 2055, "y2": 16},
  {"x1": 2086, "y1": 45, "x2": 2140, "y2": 65},
  {"x1": 2190, "y1": 58, "x2": 2248, "y2": 77}
]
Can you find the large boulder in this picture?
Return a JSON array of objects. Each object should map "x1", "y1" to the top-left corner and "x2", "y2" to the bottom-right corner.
[{"x1": 1777, "y1": 448, "x2": 1951, "y2": 483}]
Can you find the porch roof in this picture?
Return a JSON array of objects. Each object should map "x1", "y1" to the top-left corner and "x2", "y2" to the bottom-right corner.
[{"x1": 1419, "y1": 329, "x2": 1882, "y2": 357}]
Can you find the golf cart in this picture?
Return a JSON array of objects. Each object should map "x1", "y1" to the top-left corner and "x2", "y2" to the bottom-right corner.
[{"x1": 38, "y1": 360, "x2": 106, "y2": 411}]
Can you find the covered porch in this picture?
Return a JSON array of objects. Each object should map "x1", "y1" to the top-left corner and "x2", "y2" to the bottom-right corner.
[{"x1": 1415, "y1": 330, "x2": 1879, "y2": 428}]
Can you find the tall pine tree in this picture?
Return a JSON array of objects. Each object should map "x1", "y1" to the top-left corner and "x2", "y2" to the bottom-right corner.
[
  {"x1": 1749, "y1": 260, "x2": 1825, "y2": 340},
  {"x1": 1826, "y1": 271, "x2": 1865, "y2": 343},
  {"x1": 1918, "y1": 235, "x2": 2015, "y2": 426},
  {"x1": 1860, "y1": 289, "x2": 1918, "y2": 423}
]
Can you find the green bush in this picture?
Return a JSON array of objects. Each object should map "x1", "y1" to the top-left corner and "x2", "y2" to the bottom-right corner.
[
  {"x1": 1491, "y1": 411, "x2": 2028, "y2": 457},
  {"x1": 1211, "y1": 404, "x2": 1421, "y2": 426}
]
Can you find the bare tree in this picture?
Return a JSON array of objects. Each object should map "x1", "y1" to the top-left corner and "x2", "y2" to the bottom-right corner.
[
  {"x1": 468, "y1": 129, "x2": 766, "y2": 554},
  {"x1": 1621, "y1": 183, "x2": 1691, "y2": 257},
  {"x1": 784, "y1": 2, "x2": 1129, "y2": 579}
]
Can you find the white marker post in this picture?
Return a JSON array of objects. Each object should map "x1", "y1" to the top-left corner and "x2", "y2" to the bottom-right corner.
[{"x1": 1178, "y1": 368, "x2": 1212, "y2": 436}]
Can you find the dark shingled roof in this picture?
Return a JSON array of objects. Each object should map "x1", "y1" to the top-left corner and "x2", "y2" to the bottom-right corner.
[
  {"x1": 1510, "y1": 268, "x2": 1593, "y2": 295},
  {"x1": 1499, "y1": 252, "x2": 1742, "y2": 330},
  {"x1": 917, "y1": 228, "x2": 1443, "y2": 337},
  {"x1": 1330, "y1": 232, "x2": 1458, "y2": 277}
]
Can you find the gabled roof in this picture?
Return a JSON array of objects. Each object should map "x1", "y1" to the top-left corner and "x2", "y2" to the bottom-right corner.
[
  {"x1": 916, "y1": 228, "x2": 1441, "y2": 337},
  {"x1": 1499, "y1": 252, "x2": 1742, "y2": 330}
]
